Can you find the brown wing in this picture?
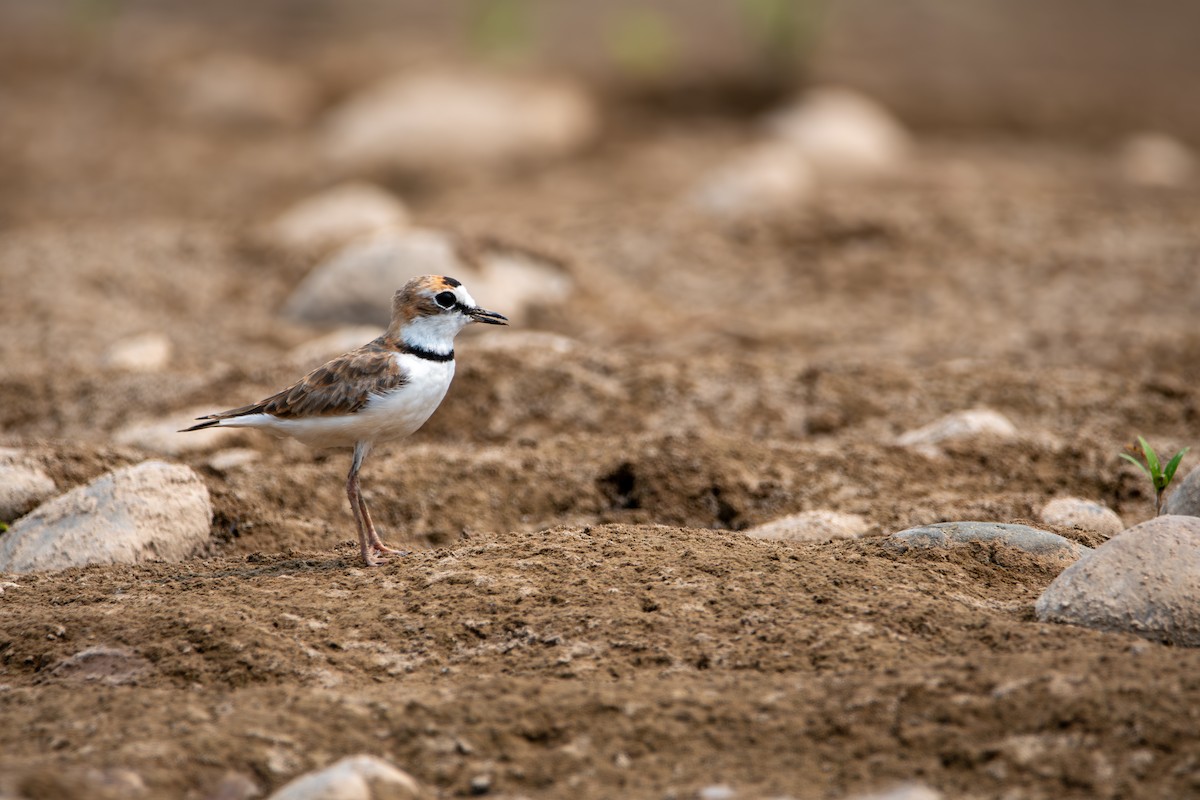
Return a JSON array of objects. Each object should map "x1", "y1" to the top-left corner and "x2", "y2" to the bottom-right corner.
[{"x1": 206, "y1": 340, "x2": 409, "y2": 420}]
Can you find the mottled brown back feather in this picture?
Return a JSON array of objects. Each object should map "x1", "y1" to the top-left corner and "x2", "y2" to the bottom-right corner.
[{"x1": 202, "y1": 337, "x2": 410, "y2": 421}]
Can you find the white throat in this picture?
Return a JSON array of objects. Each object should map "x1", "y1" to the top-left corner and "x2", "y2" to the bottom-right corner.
[{"x1": 400, "y1": 313, "x2": 468, "y2": 355}]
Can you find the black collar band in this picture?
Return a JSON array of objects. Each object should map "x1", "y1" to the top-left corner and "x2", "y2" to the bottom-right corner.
[{"x1": 400, "y1": 342, "x2": 454, "y2": 362}]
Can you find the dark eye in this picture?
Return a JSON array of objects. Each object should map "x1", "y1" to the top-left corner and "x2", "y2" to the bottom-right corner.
[{"x1": 434, "y1": 291, "x2": 457, "y2": 310}]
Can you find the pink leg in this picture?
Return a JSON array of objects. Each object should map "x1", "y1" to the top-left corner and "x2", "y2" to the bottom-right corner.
[
  {"x1": 358, "y1": 493, "x2": 407, "y2": 556},
  {"x1": 347, "y1": 443, "x2": 383, "y2": 567}
]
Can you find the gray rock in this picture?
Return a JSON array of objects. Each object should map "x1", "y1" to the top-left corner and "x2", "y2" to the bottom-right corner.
[
  {"x1": 1165, "y1": 465, "x2": 1200, "y2": 517},
  {"x1": 0, "y1": 462, "x2": 56, "y2": 521},
  {"x1": 745, "y1": 510, "x2": 869, "y2": 542},
  {"x1": 1036, "y1": 515, "x2": 1200, "y2": 646},
  {"x1": 889, "y1": 521, "x2": 1090, "y2": 560},
  {"x1": 321, "y1": 70, "x2": 596, "y2": 174},
  {"x1": 897, "y1": 408, "x2": 1017, "y2": 451},
  {"x1": 687, "y1": 143, "x2": 814, "y2": 219},
  {"x1": 0, "y1": 461, "x2": 212, "y2": 573},
  {"x1": 267, "y1": 755, "x2": 421, "y2": 800},
  {"x1": 50, "y1": 646, "x2": 152, "y2": 686},
  {"x1": 266, "y1": 182, "x2": 409, "y2": 255},
  {"x1": 845, "y1": 784, "x2": 943, "y2": 800},
  {"x1": 764, "y1": 87, "x2": 909, "y2": 179},
  {"x1": 1039, "y1": 497, "x2": 1123, "y2": 538},
  {"x1": 283, "y1": 229, "x2": 572, "y2": 328}
]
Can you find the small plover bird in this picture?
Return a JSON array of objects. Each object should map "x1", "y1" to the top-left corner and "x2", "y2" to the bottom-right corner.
[{"x1": 183, "y1": 275, "x2": 507, "y2": 566}]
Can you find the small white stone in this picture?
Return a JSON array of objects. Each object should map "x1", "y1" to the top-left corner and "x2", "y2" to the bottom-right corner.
[
  {"x1": 267, "y1": 182, "x2": 409, "y2": 255},
  {"x1": 103, "y1": 332, "x2": 173, "y2": 373},
  {"x1": 205, "y1": 448, "x2": 261, "y2": 474},
  {"x1": 171, "y1": 53, "x2": 317, "y2": 128},
  {"x1": 697, "y1": 785, "x2": 738, "y2": 800},
  {"x1": 0, "y1": 463, "x2": 57, "y2": 521},
  {"x1": 115, "y1": 407, "x2": 244, "y2": 456},
  {"x1": 1039, "y1": 497, "x2": 1123, "y2": 538},
  {"x1": 897, "y1": 408, "x2": 1017, "y2": 448},
  {"x1": 846, "y1": 783, "x2": 943, "y2": 800},
  {"x1": 321, "y1": 70, "x2": 597, "y2": 173},
  {"x1": 267, "y1": 755, "x2": 421, "y2": 800},
  {"x1": 1118, "y1": 132, "x2": 1195, "y2": 187},
  {"x1": 765, "y1": 87, "x2": 910, "y2": 179},
  {"x1": 687, "y1": 142, "x2": 814, "y2": 219},
  {"x1": 0, "y1": 461, "x2": 212, "y2": 573},
  {"x1": 745, "y1": 510, "x2": 869, "y2": 542}
]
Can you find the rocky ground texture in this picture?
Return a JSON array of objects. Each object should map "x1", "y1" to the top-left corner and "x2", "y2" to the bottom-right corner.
[{"x1": 3, "y1": 3, "x2": 1200, "y2": 799}]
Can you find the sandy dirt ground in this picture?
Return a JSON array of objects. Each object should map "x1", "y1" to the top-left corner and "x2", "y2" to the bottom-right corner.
[{"x1": 2, "y1": 3, "x2": 1200, "y2": 799}]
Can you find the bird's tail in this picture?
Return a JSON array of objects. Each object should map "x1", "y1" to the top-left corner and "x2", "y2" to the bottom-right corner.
[{"x1": 179, "y1": 418, "x2": 222, "y2": 433}]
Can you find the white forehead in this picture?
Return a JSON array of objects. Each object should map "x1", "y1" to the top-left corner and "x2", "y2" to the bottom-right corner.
[{"x1": 450, "y1": 285, "x2": 478, "y2": 308}]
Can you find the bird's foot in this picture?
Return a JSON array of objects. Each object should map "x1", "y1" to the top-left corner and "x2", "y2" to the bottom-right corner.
[{"x1": 371, "y1": 541, "x2": 408, "y2": 556}]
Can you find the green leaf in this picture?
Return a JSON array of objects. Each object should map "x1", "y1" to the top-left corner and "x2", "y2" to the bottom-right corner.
[
  {"x1": 1138, "y1": 436, "x2": 1162, "y2": 477},
  {"x1": 1164, "y1": 448, "x2": 1190, "y2": 485},
  {"x1": 1120, "y1": 452, "x2": 1153, "y2": 479}
]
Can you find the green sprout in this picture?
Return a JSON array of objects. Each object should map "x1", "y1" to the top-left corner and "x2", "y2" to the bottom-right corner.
[{"x1": 1120, "y1": 436, "x2": 1188, "y2": 516}]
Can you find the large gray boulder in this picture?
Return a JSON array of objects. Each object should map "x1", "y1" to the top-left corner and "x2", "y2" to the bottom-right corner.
[
  {"x1": 0, "y1": 461, "x2": 212, "y2": 573},
  {"x1": 1036, "y1": 515, "x2": 1200, "y2": 646}
]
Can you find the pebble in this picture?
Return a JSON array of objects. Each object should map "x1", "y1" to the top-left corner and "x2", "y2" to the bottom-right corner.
[
  {"x1": 846, "y1": 784, "x2": 944, "y2": 800},
  {"x1": 697, "y1": 785, "x2": 737, "y2": 800},
  {"x1": 114, "y1": 406, "x2": 244, "y2": 456},
  {"x1": 0, "y1": 462, "x2": 57, "y2": 521},
  {"x1": 1036, "y1": 515, "x2": 1200, "y2": 646},
  {"x1": 896, "y1": 408, "x2": 1017, "y2": 450},
  {"x1": 1039, "y1": 497, "x2": 1123, "y2": 538},
  {"x1": 744, "y1": 510, "x2": 869, "y2": 542},
  {"x1": 266, "y1": 182, "x2": 409, "y2": 255},
  {"x1": 267, "y1": 755, "x2": 422, "y2": 800},
  {"x1": 321, "y1": 70, "x2": 597, "y2": 174},
  {"x1": 889, "y1": 521, "x2": 1090, "y2": 561},
  {"x1": 102, "y1": 332, "x2": 173, "y2": 373},
  {"x1": 171, "y1": 52, "x2": 317, "y2": 128},
  {"x1": 283, "y1": 229, "x2": 572, "y2": 328},
  {"x1": 0, "y1": 461, "x2": 212, "y2": 573},
  {"x1": 1164, "y1": 465, "x2": 1200, "y2": 517},
  {"x1": 205, "y1": 448, "x2": 262, "y2": 474},
  {"x1": 764, "y1": 87, "x2": 909, "y2": 179},
  {"x1": 1118, "y1": 132, "x2": 1195, "y2": 187},
  {"x1": 686, "y1": 142, "x2": 814, "y2": 219},
  {"x1": 49, "y1": 645, "x2": 152, "y2": 686},
  {"x1": 204, "y1": 771, "x2": 262, "y2": 800}
]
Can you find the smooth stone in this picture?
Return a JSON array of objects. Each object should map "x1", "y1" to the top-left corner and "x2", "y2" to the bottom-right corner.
[
  {"x1": 889, "y1": 521, "x2": 1090, "y2": 560},
  {"x1": 282, "y1": 229, "x2": 572, "y2": 328},
  {"x1": 896, "y1": 408, "x2": 1017, "y2": 449},
  {"x1": 0, "y1": 461, "x2": 212, "y2": 573},
  {"x1": 745, "y1": 510, "x2": 869, "y2": 542},
  {"x1": 50, "y1": 645, "x2": 152, "y2": 686},
  {"x1": 205, "y1": 448, "x2": 261, "y2": 475},
  {"x1": 114, "y1": 407, "x2": 244, "y2": 456},
  {"x1": 171, "y1": 53, "x2": 317, "y2": 128},
  {"x1": 321, "y1": 70, "x2": 596, "y2": 173},
  {"x1": 697, "y1": 785, "x2": 738, "y2": 800},
  {"x1": 267, "y1": 755, "x2": 422, "y2": 800},
  {"x1": 1036, "y1": 515, "x2": 1200, "y2": 646},
  {"x1": 0, "y1": 462, "x2": 57, "y2": 521},
  {"x1": 847, "y1": 784, "x2": 943, "y2": 800},
  {"x1": 1039, "y1": 497, "x2": 1123, "y2": 538},
  {"x1": 764, "y1": 87, "x2": 909, "y2": 179},
  {"x1": 266, "y1": 182, "x2": 409, "y2": 255},
  {"x1": 102, "y1": 332, "x2": 173, "y2": 373},
  {"x1": 687, "y1": 142, "x2": 814, "y2": 219},
  {"x1": 1164, "y1": 465, "x2": 1200, "y2": 517},
  {"x1": 1118, "y1": 132, "x2": 1195, "y2": 187}
]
